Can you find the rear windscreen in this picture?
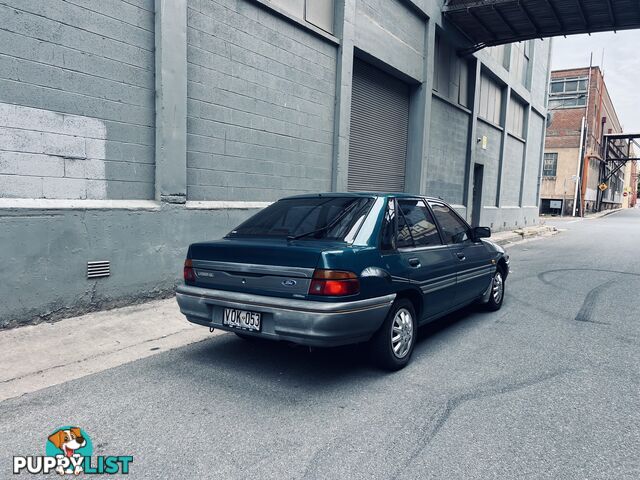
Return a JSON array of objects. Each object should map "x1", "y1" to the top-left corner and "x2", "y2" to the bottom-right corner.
[{"x1": 227, "y1": 197, "x2": 374, "y2": 240}]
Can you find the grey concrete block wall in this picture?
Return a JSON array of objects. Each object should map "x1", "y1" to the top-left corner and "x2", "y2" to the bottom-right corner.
[
  {"x1": 0, "y1": 204, "x2": 256, "y2": 328},
  {"x1": 354, "y1": 0, "x2": 425, "y2": 81},
  {"x1": 0, "y1": 0, "x2": 155, "y2": 200},
  {"x1": 523, "y1": 112, "x2": 545, "y2": 206},
  {"x1": 185, "y1": 0, "x2": 337, "y2": 201},
  {"x1": 426, "y1": 97, "x2": 470, "y2": 205},
  {"x1": 475, "y1": 121, "x2": 503, "y2": 207},
  {"x1": 530, "y1": 41, "x2": 552, "y2": 108},
  {"x1": 502, "y1": 136, "x2": 525, "y2": 206}
]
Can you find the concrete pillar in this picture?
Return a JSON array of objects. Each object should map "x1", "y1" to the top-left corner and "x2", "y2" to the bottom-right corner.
[
  {"x1": 155, "y1": 0, "x2": 187, "y2": 203},
  {"x1": 518, "y1": 105, "x2": 533, "y2": 207},
  {"x1": 405, "y1": 19, "x2": 435, "y2": 195},
  {"x1": 463, "y1": 58, "x2": 482, "y2": 221},
  {"x1": 331, "y1": 0, "x2": 356, "y2": 192}
]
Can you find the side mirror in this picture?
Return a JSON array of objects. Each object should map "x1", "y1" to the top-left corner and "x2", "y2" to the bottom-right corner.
[{"x1": 473, "y1": 226, "x2": 491, "y2": 240}]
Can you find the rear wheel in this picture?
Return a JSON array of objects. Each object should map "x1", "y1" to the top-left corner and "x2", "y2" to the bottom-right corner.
[
  {"x1": 369, "y1": 298, "x2": 417, "y2": 371},
  {"x1": 484, "y1": 267, "x2": 505, "y2": 311}
]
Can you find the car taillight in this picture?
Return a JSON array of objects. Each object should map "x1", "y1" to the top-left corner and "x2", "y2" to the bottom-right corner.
[
  {"x1": 184, "y1": 259, "x2": 195, "y2": 283},
  {"x1": 308, "y1": 269, "x2": 359, "y2": 296}
]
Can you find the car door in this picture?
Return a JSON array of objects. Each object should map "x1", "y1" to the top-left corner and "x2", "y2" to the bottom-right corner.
[
  {"x1": 428, "y1": 201, "x2": 495, "y2": 306},
  {"x1": 384, "y1": 198, "x2": 459, "y2": 321}
]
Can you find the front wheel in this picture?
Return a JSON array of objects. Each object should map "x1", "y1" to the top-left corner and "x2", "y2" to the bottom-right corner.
[
  {"x1": 484, "y1": 268, "x2": 505, "y2": 311},
  {"x1": 369, "y1": 298, "x2": 417, "y2": 371}
]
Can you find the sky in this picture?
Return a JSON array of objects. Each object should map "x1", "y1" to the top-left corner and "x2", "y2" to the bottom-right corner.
[{"x1": 551, "y1": 30, "x2": 640, "y2": 133}]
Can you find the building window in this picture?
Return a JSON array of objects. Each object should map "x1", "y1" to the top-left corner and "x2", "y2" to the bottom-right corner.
[
  {"x1": 271, "y1": 0, "x2": 335, "y2": 34},
  {"x1": 508, "y1": 96, "x2": 526, "y2": 138},
  {"x1": 543, "y1": 153, "x2": 558, "y2": 177},
  {"x1": 434, "y1": 34, "x2": 471, "y2": 108},
  {"x1": 549, "y1": 77, "x2": 588, "y2": 109},
  {"x1": 478, "y1": 73, "x2": 503, "y2": 126}
]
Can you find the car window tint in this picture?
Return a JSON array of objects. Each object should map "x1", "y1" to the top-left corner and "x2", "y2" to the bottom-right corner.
[
  {"x1": 228, "y1": 197, "x2": 374, "y2": 240},
  {"x1": 380, "y1": 199, "x2": 396, "y2": 250},
  {"x1": 429, "y1": 203, "x2": 471, "y2": 244},
  {"x1": 396, "y1": 206, "x2": 413, "y2": 248},
  {"x1": 397, "y1": 200, "x2": 442, "y2": 248}
]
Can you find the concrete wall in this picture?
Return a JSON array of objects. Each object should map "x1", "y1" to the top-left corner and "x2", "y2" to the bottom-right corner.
[
  {"x1": 502, "y1": 136, "x2": 525, "y2": 207},
  {"x1": 354, "y1": 0, "x2": 425, "y2": 82},
  {"x1": 529, "y1": 41, "x2": 551, "y2": 107},
  {"x1": 426, "y1": 97, "x2": 470, "y2": 205},
  {"x1": 0, "y1": 202, "x2": 258, "y2": 328},
  {"x1": 185, "y1": 0, "x2": 336, "y2": 201},
  {"x1": 540, "y1": 147, "x2": 580, "y2": 207},
  {"x1": 0, "y1": 0, "x2": 156, "y2": 200},
  {"x1": 523, "y1": 112, "x2": 545, "y2": 207},
  {"x1": 475, "y1": 120, "x2": 503, "y2": 207}
]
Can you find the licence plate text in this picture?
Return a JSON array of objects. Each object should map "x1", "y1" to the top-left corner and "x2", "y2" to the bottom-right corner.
[{"x1": 223, "y1": 308, "x2": 261, "y2": 332}]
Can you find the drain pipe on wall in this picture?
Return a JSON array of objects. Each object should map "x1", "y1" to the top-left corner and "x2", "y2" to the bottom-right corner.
[{"x1": 573, "y1": 116, "x2": 586, "y2": 216}]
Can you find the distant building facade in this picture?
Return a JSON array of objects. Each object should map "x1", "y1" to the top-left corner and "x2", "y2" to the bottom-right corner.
[
  {"x1": 622, "y1": 157, "x2": 638, "y2": 209},
  {"x1": 0, "y1": 0, "x2": 551, "y2": 327},
  {"x1": 541, "y1": 66, "x2": 625, "y2": 215}
]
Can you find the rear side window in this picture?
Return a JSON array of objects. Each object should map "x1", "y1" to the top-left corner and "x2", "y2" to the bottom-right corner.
[
  {"x1": 228, "y1": 197, "x2": 374, "y2": 240},
  {"x1": 429, "y1": 203, "x2": 471, "y2": 244},
  {"x1": 397, "y1": 199, "x2": 442, "y2": 248}
]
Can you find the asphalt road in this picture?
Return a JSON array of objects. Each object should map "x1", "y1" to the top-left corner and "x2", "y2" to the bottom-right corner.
[{"x1": 2, "y1": 209, "x2": 640, "y2": 479}]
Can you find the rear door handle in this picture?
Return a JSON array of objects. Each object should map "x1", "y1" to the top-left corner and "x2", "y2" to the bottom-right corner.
[
  {"x1": 408, "y1": 258, "x2": 421, "y2": 268},
  {"x1": 456, "y1": 252, "x2": 466, "y2": 261}
]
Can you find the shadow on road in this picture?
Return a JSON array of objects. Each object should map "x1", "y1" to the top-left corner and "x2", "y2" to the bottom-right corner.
[{"x1": 177, "y1": 304, "x2": 481, "y2": 390}]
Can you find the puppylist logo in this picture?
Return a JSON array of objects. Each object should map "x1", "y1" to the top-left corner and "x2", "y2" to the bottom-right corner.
[{"x1": 13, "y1": 426, "x2": 133, "y2": 475}]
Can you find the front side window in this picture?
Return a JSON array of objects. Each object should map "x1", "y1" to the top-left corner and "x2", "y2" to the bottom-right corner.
[
  {"x1": 228, "y1": 196, "x2": 373, "y2": 240},
  {"x1": 396, "y1": 199, "x2": 442, "y2": 248},
  {"x1": 429, "y1": 203, "x2": 471, "y2": 245}
]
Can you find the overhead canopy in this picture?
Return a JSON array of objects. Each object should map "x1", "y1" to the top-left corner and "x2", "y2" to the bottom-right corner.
[{"x1": 443, "y1": 0, "x2": 640, "y2": 52}]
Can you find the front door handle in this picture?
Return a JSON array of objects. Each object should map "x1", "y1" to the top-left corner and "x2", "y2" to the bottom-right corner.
[
  {"x1": 456, "y1": 252, "x2": 466, "y2": 261},
  {"x1": 408, "y1": 258, "x2": 421, "y2": 268}
]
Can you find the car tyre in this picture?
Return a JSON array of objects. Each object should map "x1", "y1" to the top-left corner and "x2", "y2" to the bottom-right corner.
[
  {"x1": 369, "y1": 298, "x2": 417, "y2": 371},
  {"x1": 484, "y1": 267, "x2": 506, "y2": 311}
]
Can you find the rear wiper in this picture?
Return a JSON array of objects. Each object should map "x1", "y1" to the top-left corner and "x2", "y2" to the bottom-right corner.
[{"x1": 287, "y1": 200, "x2": 359, "y2": 241}]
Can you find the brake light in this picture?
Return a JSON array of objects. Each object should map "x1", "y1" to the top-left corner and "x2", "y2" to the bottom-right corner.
[
  {"x1": 308, "y1": 269, "x2": 359, "y2": 296},
  {"x1": 184, "y1": 259, "x2": 195, "y2": 283}
]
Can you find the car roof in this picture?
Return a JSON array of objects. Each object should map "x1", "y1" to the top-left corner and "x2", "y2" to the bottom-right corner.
[{"x1": 281, "y1": 192, "x2": 445, "y2": 201}]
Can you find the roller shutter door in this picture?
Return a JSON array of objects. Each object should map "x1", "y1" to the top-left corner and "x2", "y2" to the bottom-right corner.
[{"x1": 348, "y1": 59, "x2": 409, "y2": 192}]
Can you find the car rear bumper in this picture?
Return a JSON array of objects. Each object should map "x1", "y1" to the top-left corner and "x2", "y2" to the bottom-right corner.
[{"x1": 175, "y1": 285, "x2": 396, "y2": 347}]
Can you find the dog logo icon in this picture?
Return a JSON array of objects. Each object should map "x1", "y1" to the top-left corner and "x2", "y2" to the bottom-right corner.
[
  {"x1": 14, "y1": 426, "x2": 132, "y2": 475},
  {"x1": 46, "y1": 427, "x2": 91, "y2": 475}
]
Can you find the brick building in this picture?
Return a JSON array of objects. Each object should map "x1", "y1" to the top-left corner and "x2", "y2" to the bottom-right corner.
[
  {"x1": 0, "y1": 0, "x2": 551, "y2": 327},
  {"x1": 541, "y1": 66, "x2": 626, "y2": 215}
]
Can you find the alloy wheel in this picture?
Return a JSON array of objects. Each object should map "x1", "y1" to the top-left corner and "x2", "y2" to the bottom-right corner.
[
  {"x1": 492, "y1": 271, "x2": 504, "y2": 304},
  {"x1": 391, "y1": 308, "x2": 414, "y2": 359}
]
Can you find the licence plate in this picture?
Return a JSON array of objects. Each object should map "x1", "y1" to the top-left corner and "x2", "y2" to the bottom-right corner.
[{"x1": 223, "y1": 308, "x2": 261, "y2": 332}]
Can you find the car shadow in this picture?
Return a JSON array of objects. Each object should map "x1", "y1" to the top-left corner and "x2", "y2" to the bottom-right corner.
[{"x1": 177, "y1": 304, "x2": 482, "y2": 393}]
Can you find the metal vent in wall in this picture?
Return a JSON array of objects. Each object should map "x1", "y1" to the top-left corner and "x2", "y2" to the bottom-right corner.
[{"x1": 87, "y1": 261, "x2": 110, "y2": 279}]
